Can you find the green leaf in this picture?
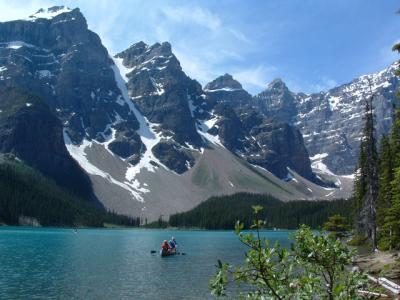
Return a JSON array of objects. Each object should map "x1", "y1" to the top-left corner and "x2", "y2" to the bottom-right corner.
[{"x1": 252, "y1": 205, "x2": 263, "y2": 214}]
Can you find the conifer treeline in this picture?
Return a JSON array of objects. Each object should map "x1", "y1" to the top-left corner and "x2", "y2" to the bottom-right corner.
[
  {"x1": 169, "y1": 193, "x2": 352, "y2": 230},
  {"x1": 375, "y1": 107, "x2": 400, "y2": 249},
  {"x1": 353, "y1": 43, "x2": 400, "y2": 250},
  {"x1": 0, "y1": 158, "x2": 140, "y2": 227}
]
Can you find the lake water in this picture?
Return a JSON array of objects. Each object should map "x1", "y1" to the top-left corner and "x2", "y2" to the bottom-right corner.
[{"x1": 0, "y1": 227, "x2": 292, "y2": 299}]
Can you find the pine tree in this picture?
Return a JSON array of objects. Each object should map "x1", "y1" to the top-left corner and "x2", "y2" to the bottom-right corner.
[
  {"x1": 323, "y1": 214, "x2": 350, "y2": 238},
  {"x1": 376, "y1": 136, "x2": 394, "y2": 248},
  {"x1": 382, "y1": 109, "x2": 400, "y2": 249},
  {"x1": 355, "y1": 87, "x2": 379, "y2": 251},
  {"x1": 381, "y1": 40, "x2": 400, "y2": 249},
  {"x1": 383, "y1": 168, "x2": 400, "y2": 248},
  {"x1": 391, "y1": 109, "x2": 400, "y2": 165},
  {"x1": 353, "y1": 143, "x2": 366, "y2": 228}
]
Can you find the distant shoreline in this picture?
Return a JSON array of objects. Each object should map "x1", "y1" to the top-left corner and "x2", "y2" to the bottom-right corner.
[{"x1": 0, "y1": 224, "x2": 297, "y2": 232}]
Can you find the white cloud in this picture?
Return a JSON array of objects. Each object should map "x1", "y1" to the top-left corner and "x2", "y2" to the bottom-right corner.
[
  {"x1": 228, "y1": 28, "x2": 251, "y2": 44},
  {"x1": 378, "y1": 40, "x2": 399, "y2": 66},
  {"x1": 308, "y1": 76, "x2": 338, "y2": 92},
  {"x1": 161, "y1": 6, "x2": 221, "y2": 31},
  {"x1": 233, "y1": 65, "x2": 277, "y2": 93},
  {"x1": 286, "y1": 76, "x2": 338, "y2": 94},
  {"x1": 0, "y1": 0, "x2": 53, "y2": 21},
  {"x1": 174, "y1": 49, "x2": 216, "y2": 85}
]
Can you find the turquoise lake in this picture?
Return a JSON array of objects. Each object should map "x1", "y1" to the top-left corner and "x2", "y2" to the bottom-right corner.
[{"x1": 0, "y1": 227, "x2": 292, "y2": 299}]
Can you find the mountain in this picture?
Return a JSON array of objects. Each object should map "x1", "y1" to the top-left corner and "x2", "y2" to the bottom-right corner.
[
  {"x1": 0, "y1": 6, "x2": 380, "y2": 221},
  {"x1": 204, "y1": 73, "x2": 252, "y2": 107},
  {"x1": 114, "y1": 41, "x2": 202, "y2": 173},
  {"x1": 255, "y1": 65, "x2": 400, "y2": 175},
  {"x1": 202, "y1": 74, "x2": 315, "y2": 182}
]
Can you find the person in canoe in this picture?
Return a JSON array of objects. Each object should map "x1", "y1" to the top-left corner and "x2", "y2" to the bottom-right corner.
[
  {"x1": 168, "y1": 237, "x2": 177, "y2": 254},
  {"x1": 160, "y1": 240, "x2": 171, "y2": 256}
]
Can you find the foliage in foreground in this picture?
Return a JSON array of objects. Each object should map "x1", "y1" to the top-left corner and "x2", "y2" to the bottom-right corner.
[{"x1": 210, "y1": 207, "x2": 375, "y2": 300}]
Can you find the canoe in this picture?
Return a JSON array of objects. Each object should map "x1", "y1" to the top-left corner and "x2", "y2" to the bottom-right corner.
[{"x1": 160, "y1": 249, "x2": 177, "y2": 257}]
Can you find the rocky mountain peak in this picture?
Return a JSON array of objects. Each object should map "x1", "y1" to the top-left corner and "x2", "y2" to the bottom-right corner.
[
  {"x1": 125, "y1": 41, "x2": 148, "y2": 53},
  {"x1": 254, "y1": 78, "x2": 298, "y2": 124},
  {"x1": 204, "y1": 73, "x2": 243, "y2": 91},
  {"x1": 116, "y1": 41, "x2": 179, "y2": 71},
  {"x1": 267, "y1": 78, "x2": 288, "y2": 91},
  {"x1": 114, "y1": 39, "x2": 204, "y2": 171},
  {"x1": 156, "y1": 41, "x2": 172, "y2": 55}
]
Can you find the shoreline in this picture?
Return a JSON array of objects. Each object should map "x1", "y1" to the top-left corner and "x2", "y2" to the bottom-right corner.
[
  {"x1": 0, "y1": 222, "x2": 297, "y2": 231},
  {"x1": 354, "y1": 250, "x2": 400, "y2": 285}
]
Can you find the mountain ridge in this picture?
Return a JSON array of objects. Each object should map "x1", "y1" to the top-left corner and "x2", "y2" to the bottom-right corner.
[
  {"x1": 1, "y1": 6, "x2": 395, "y2": 220},
  {"x1": 254, "y1": 62, "x2": 399, "y2": 175}
]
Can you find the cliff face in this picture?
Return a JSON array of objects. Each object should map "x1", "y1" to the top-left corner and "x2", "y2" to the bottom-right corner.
[
  {"x1": 116, "y1": 42, "x2": 202, "y2": 145},
  {"x1": 0, "y1": 86, "x2": 95, "y2": 201},
  {"x1": 0, "y1": 6, "x2": 143, "y2": 159},
  {"x1": 255, "y1": 64, "x2": 400, "y2": 175},
  {"x1": 203, "y1": 74, "x2": 315, "y2": 181}
]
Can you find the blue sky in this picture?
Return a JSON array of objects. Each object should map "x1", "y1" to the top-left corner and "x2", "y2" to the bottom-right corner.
[{"x1": 0, "y1": 0, "x2": 399, "y2": 94}]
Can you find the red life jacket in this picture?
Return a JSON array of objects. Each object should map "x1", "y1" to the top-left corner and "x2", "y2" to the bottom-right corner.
[{"x1": 161, "y1": 242, "x2": 170, "y2": 250}]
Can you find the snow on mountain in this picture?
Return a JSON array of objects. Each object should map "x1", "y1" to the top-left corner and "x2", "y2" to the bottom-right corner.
[
  {"x1": 0, "y1": 6, "x2": 381, "y2": 220},
  {"x1": 255, "y1": 63, "x2": 400, "y2": 175},
  {"x1": 63, "y1": 129, "x2": 148, "y2": 202},
  {"x1": 111, "y1": 57, "x2": 173, "y2": 179},
  {"x1": 203, "y1": 74, "x2": 318, "y2": 183},
  {"x1": 27, "y1": 6, "x2": 72, "y2": 21}
]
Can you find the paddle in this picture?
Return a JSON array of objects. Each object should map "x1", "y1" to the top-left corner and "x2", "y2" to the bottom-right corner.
[
  {"x1": 175, "y1": 242, "x2": 186, "y2": 255},
  {"x1": 150, "y1": 250, "x2": 186, "y2": 255}
]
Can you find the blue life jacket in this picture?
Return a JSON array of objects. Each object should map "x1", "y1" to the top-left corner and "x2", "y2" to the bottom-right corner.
[{"x1": 169, "y1": 240, "x2": 176, "y2": 248}]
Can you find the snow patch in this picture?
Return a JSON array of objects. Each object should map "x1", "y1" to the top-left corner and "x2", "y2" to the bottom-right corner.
[
  {"x1": 188, "y1": 99, "x2": 215, "y2": 151},
  {"x1": 111, "y1": 57, "x2": 172, "y2": 180},
  {"x1": 36, "y1": 70, "x2": 52, "y2": 78},
  {"x1": 341, "y1": 174, "x2": 355, "y2": 179},
  {"x1": 28, "y1": 6, "x2": 72, "y2": 20},
  {"x1": 311, "y1": 161, "x2": 335, "y2": 176},
  {"x1": 63, "y1": 130, "x2": 147, "y2": 202},
  {"x1": 3, "y1": 41, "x2": 37, "y2": 50},
  {"x1": 197, "y1": 115, "x2": 224, "y2": 147},
  {"x1": 325, "y1": 191, "x2": 335, "y2": 197},
  {"x1": 328, "y1": 95, "x2": 341, "y2": 110},
  {"x1": 205, "y1": 87, "x2": 242, "y2": 92},
  {"x1": 113, "y1": 57, "x2": 131, "y2": 82},
  {"x1": 150, "y1": 77, "x2": 165, "y2": 96},
  {"x1": 309, "y1": 153, "x2": 338, "y2": 178},
  {"x1": 310, "y1": 153, "x2": 329, "y2": 161}
]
